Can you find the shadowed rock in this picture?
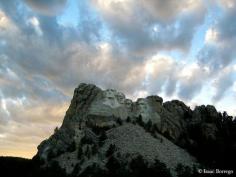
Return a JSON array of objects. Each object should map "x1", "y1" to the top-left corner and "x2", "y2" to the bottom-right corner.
[{"x1": 35, "y1": 83, "x2": 236, "y2": 177}]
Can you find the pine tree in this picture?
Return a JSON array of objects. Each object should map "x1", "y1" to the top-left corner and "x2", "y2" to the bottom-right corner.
[
  {"x1": 99, "y1": 131, "x2": 107, "y2": 147},
  {"x1": 106, "y1": 144, "x2": 117, "y2": 157},
  {"x1": 126, "y1": 116, "x2": 131, "y2": 123},
  {"x1": 116, "y1": 118, "x2": 123, "y2": 125},
  {"x1": 77, "y1": 146, "x2": 83, "y2": 159},
  {"x1": 145, "y1": 119, "x2": 153, "y2": 132},
  {"x1": 137, "y1": 115, "x2": 144, "y2": 127}
]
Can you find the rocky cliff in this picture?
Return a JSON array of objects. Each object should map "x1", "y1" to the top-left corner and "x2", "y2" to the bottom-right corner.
[{"x1": 35, "y1": 83, "x2": 236, "y2": 177}]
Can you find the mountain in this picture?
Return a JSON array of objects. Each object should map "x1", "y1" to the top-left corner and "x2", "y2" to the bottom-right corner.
[
  {"x1": 2, "y1": 83, "x2": 235, "y2": 177},
  {"x1": 33, "y1": 83, "x2": 236, "y2": 177}
]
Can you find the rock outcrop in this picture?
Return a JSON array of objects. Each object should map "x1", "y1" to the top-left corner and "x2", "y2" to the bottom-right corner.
[{"x1": 35, "y1": 83, "x2": 236, "y2": 177}]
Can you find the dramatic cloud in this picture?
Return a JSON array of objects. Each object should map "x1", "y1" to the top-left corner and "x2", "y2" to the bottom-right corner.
[
  {"x1": 144, "y1": 55, "x2": 177, "y2": 94},
  {"x1": 92, "y1": 0, "x2": 206, "y2": 56},
  {"x1": 0, "y1": 0, "x2": 236, "y2": 158},
  {"x1": 212, "y1": 67, "x2": 235, "y2": 102},
  {"x1": 196, "y1": 1, "x2": 236, "y2": 102},
  {"x1": 143, "y1": 55, "x2": 211, "y2": 101},
  {"x1": 198, "y1": 1, "x2": 236, "y2": 72},
  {"x1": 177, "y1": 64, "x2": 210, "y2": 100}
]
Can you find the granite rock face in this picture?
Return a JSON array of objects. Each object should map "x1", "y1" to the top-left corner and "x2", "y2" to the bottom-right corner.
[{"x1": 35, "y1": 83, "x2": 236, "y2": 176}]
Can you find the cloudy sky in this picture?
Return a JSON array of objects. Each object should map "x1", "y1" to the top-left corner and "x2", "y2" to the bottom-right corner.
[{"x1": 0, "y1": 0, "x2": 236, "y2": 158}]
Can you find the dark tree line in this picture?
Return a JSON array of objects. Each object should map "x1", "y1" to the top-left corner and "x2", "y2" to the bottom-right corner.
[
  {"x1": 78, "y1": 154, "x2": 173, "y2": 177},
  {"x1": 0, "y1": 156, "x2": 67, "y2": 177}
]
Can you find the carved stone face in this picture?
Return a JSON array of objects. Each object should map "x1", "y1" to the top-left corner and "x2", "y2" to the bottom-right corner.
[
  {"x1": 125, "y1": 99, "x2": 132, "y2": 109},
  {"x1": 103, "y1": 89, "x2": 120, "y2": 108},
  {"x1": 105, "y1": 89, "x2": 116, "y2": 98},
  {"x1": 116, "y1": 92, "x2": 125, "y2": 104},
  {"x1": 137, "y1": 98, "x2": 148, "y2": 114}
]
